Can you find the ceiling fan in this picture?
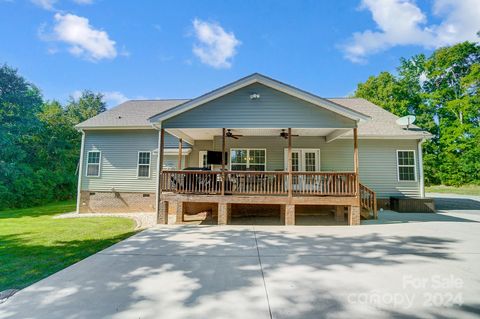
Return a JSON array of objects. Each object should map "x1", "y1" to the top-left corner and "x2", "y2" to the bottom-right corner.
[
  {"x1": 225, "y1": 129, "x2": 243, "y2": 139},
  {"x1": 280, "y1": 129, "x2": 299, "y2": 139}
]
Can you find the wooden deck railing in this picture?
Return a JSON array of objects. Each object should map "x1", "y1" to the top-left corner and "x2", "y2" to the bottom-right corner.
[
  {"x1": 360, "y1": 183, "x2": 377, "y2": 219},
  {"x1": 161, "y1": 170, "x2": 222, "y2": 194},
  {"x1": 225, "y1": 171, "x2": 289, "y2": 195},
  {"x1": 161, "y1": 170, "x2": 358, "y2": 196},
  {"x1": 291, "y1": 172, "x2": 357, "y2": 196}
]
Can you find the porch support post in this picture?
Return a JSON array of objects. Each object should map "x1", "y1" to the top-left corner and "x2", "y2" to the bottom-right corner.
[
  {"x1": 285, "y1": 204, "x2": 295, "y2": 225},
  {"x1": 353, "y1": 127, "x2": 359, "y2": 175},
  {"x1": 221, "y1": 128, "x2": 226, "y2": 196},
  {"x1": 156, "y1": 128, "x2": 166, "y2": 224},
  {"x1": 287, "y1": 128, "x2": 293, "y2": 199},
  {"x1": 348, "y1": 205, "x2": 360, "y2": 226},
  {"x1": 353, "y1": 127, "x2": 360, "y2": 198},
  {"x1": 175, "y1": 201, "x2": 185, "y2": 224},
  {"x1": 218, "y1": 203, "x2": 231, "y2": 225},
  {"x1": 178, "y1": 138, "x2": 183, "y2": 169}
]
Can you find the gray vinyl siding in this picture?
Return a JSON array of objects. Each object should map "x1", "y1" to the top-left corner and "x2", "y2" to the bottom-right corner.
[
  {"x1": 211, "y1": 136, "x2": 420, "y2": 198},
  {"x1": 163, "y1": 83, "x2": 356, "y2": 129},
  {"x1": 81, "y1": 130, "x2": 420, "y2": 198},
  {"x1": 81, "y1": 130, "x2": 188, "y2": 192},
  {"x1": 81, "y1": 130, "x2": 158, "y2": 192}
]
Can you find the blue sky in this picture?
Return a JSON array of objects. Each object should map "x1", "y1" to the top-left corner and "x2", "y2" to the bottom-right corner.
[{"x1": 1, "y1": 0, "x2": 479, "y2": 107}]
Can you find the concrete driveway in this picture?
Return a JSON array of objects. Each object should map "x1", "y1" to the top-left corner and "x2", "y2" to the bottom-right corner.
[{"x1": 1, "y1": 195, "x2": 480, "y2": 319}]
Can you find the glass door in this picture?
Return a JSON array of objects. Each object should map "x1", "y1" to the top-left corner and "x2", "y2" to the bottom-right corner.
[
  {"x1": 284, "y1": 149, "x2": 320, "y2": 171},
  {"x1": 285, "y1": 149, "x2": 320, "y2": 191}
]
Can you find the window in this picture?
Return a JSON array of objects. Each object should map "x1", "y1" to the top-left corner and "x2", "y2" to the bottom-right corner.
[
  {"x1": 137, "y1": 152, "x2": 151, "y2": 178},
  {"x1": 86, "y1": 151, "x2": 101, "y2": 177},
  {"x1": 397, "y1": 150, "x2": 416, "y2": 181},
  {"x1": 230, "y1": 149, "x2": 266, "y2": 171}
]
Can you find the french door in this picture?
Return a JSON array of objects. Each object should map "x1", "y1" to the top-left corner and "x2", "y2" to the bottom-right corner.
[
  {"x1": 284, "y1": 149, "x2": 320, "y2": 191},
  {"x1": 284, "y1": 149, "x2": 320, "y2": 172}
]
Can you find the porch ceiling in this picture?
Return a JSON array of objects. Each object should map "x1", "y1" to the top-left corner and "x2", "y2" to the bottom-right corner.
[{"x1": 166, "y1": 128, "x2": 343, "y2": 141}]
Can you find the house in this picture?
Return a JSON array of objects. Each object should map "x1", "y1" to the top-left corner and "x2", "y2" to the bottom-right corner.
[{"x1": 75, "y1": 73, "x2": 433, "y2": 225}]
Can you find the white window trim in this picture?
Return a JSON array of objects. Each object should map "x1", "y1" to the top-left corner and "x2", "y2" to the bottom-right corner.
[
  {"x1": 396, "y1": 150, "x2": 417, "y2": 182},
  {"x1": 283, "y1": 148, "x2": 321, "y2": 171},
  {"x1": 86, "y1": 150, "x2": 101, "y2": 177},
  {"x1": 229, "y1": 148, "x2": 267, "y2": 171},
  {"x1": 199, "y1": 151, "x2": 208, "y2": 168},
  {"x1": 137, "y1": 151, "x2": 152, "y2": 178}
]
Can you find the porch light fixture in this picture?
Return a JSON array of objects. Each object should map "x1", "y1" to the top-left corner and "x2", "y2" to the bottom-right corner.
[{"x1": 250, "y1": 93, "x2": 260, "y2": 100}]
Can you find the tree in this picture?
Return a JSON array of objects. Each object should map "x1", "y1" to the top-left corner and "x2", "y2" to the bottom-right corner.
[
  {"x1": 65, "y1": 90, "x2": 106, "y2": 124},
  {"x1": 0, "y1": 64, "x2": 107, "y2": 209},
  {"x1": 0, "y1": 64, "x2": 43, "y2": 208},
  {"x1": 354, "y1": 41, "x2": 480, "y2": 186}
]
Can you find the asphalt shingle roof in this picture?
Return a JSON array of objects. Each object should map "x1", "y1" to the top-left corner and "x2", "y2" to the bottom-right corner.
[
  {"x1": 329, "y1": 98, "x2": 431, "y2": 138},
  {"x1": 76, "y1": 97, "x2": 431, "y2": 138},
  {"x1": 76, "y1": 99, "x2": 189, "y2": 128}
]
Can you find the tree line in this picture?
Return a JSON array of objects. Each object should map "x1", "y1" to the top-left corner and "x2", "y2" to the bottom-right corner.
[
  {"x1": 0, "y1": 41, "x2": 479, "y2": 209},
  {"x1": 0, "y1": 64, "x2": 105, "y2": 209},
  {"x1": 355, "y1": 41, "x2": 479, "y2": 186}
]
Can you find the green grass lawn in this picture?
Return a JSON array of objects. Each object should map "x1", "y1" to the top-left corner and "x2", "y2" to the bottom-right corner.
[
  {"x1": 0, "y1": 201, "x2": 136, "y2": 291},
  {"x1": 426, "y1": 185, "x2": 480, "y2": 196}
]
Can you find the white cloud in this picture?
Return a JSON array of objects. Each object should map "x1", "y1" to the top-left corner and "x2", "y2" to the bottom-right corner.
[
  {"x1": 31, "y1": 0, "x2": 93, "y2": 10},
  {"x1": 71, "y1": 90, "x2": 83, "y2": 100},
  {"x1": 341, "y1": 0, "x2": 480, "y2": 63},
  {"x1": 101, "y1": 91, "x2": 129, "y2": 106},
  {"x1": 49, "y1": 13, "x2": 117, "y2": 61},
  {"x1": 192, "y1": 18, "x2": 241, "y2": 69},
  {"x1": 31, "y1": 0, "x2": 57, "y2": 10},
  {"x1": 73, "y1": 0, "x2": 93, "y2": 4}
]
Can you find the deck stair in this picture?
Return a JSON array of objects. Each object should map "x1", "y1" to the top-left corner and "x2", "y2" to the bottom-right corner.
[{"x1": 359, "y1": 183, "x2": 377, "y2": 219}]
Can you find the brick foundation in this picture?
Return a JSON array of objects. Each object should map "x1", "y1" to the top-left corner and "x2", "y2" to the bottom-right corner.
[
  {"x1": 348, "y1": 206, "x2": 361, "y2": 225},
  {"x1": 285, "y1": 204, "x2": 295, "y2": 225},
  {"x1": 79, "y1": 191, "x2": 155, "y2": 213},
  {"x1": 218, "y1": 203, "x2": 231, "y2": 225}
]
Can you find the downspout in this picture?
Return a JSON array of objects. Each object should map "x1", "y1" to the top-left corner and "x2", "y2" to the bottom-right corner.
[
  {"x1": 417, "y1": 138, "x2": 426, "y2": 198},
  {"x1": 152, "y1": 123, "x2": 162, "y2": 213},
  {"x1": 76, "y1": 130, "x2": 86, "y2": 213}
]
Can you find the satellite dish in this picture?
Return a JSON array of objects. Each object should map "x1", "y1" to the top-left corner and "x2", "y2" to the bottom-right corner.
[{"x1": 396, "y1": 115, "x2": 416, "y2": 129}]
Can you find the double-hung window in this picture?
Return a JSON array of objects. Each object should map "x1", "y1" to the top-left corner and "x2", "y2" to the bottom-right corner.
[
  {"x1": 137, "y1": 151, "x2": 151, "y2": 178},
  {"x1": 230, "y1": 149, "x2": 266, "y2": 171},
  {"x1": 397, "y1": 150, "x2": 416, "y2": 181},
  {"x1": 86, "y1": 151, "x2": 101, "y2": 177}
]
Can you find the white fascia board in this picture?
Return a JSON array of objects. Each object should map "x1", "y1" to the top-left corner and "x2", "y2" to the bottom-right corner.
[
  {"x1": 337, "y1": 134, "x2": 433, "y2": 140},
  {"x1": 76, "y1": 125, "x2": 153, "y2": 131}
]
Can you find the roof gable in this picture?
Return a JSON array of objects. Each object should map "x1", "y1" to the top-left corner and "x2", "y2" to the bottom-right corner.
[
  {"x1": 149, "y1": 73, "x2": 370, "y2": 124},
  {"x1": 161, "y1": 83, "x2": 358, "y2": 129}
]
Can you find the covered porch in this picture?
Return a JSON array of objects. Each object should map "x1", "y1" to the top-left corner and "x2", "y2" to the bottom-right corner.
[
  {"x1": 155, "y1": 127, "x2": 377, "y2": 226},
  {"x1": 149, "y1": 73, "x2": 376, "y2": 225}
]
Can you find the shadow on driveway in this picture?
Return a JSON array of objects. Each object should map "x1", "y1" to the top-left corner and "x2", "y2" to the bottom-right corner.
[{"x1": 1, "y1": 224, "x2": 479, "y2": 319}]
